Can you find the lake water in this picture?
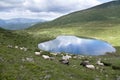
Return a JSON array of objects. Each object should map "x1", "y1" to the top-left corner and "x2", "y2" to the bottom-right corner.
[{"x1": 38, "y1": 36, "x2": 116, "y2": 55}]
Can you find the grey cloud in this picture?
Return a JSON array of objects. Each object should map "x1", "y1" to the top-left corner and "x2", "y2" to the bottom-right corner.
[
  {"x1": 0, "y1": 0, "x2": 101, "y2": 13},
  {"x1": 0, "y1": 0, "x2": 25, "y2": 11},
  {"x1": 0, "y1": 0, "x2": 101, "y2": 20},
  {"x1": 0, "y1": 0, "x2": 24, "y2": 4},
  {"x1": 0, "y1": 7, "x2": 12, "y2": 12},
  {"x1": 27, "y1": 6, "x2": 72, "y2": 13}
]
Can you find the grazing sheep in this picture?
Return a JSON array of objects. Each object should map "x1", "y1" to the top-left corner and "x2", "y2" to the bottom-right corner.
[
  {"x1": 35, "y1": 52, "x2": 41, "y2": 56},
  {"x1": 20, "y1": 47, "x2": 24, "y2": 50},
  {"x1": 62, "y1": 55, "x2": 72, "y2": 60},
  {"x1": 59, "y1": 59, "x2": 69, "y2": 65},
  {"x1": 42, "y1": 55, "x2": 50, "y2": 60},
  {"x1": 15, "y1": 46, "x2": 19, "y2": 49},
  {"x1": 85, "y1": 65, "x2": 95, "y2": 69},
  {"x1": 80, "y1": 60, "x2": 95, "y2": 69},
  {"x1": 20, "y1": 47, "x2": 28, "y2": 51},
  {"x1": 96, "y1": 60, "x2": 104, "y2": 66},
  {"x1": 23, "y1": 47, "x2": 28, "y2": 51},
  {"x1": 80, "y1": 61, "x2": 89, "y2": 67},
  {"x1": 7, "y1": 45, "x2": 13, "y2": 48}
]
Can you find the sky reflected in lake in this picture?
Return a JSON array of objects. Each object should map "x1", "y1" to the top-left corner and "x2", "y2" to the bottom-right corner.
[{"x1": 38, "y1": 36, "x2": 116, "y2": 55}]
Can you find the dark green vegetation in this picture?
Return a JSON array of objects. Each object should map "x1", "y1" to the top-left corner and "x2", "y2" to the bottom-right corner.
[{"x1": 0, "y1": 0, "x2": 120, "y2": 80}]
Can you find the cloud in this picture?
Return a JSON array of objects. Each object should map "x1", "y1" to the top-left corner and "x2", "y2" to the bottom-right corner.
[
  {"x1": 0, "y1": 0, "x2": 102, "y2": 20},
  {"x1": 0, "y1": 10, "x2": 63, "y2": 20},
  {"x1": 23, "y1": 0, "x2": 101, "y2": 13}
]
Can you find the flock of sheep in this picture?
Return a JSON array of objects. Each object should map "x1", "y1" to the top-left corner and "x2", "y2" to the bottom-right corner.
[
  {"x1": 34, "y1": 51, "x2": 120, "y2": 71},
  {"x1": 34, "y1": 51, "x2": 112, "y2": 70},
  {"x1": 4, "y1": 44, "x2": 120, "y2": 70},
  {"x1": 7, "y1": 44, "x2": 28, "y2": 51}
]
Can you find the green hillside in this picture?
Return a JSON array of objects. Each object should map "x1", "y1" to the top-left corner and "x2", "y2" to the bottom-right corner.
[
  {"x1": 0, "y1": 27, "x2": 120, "y2": 80},
  {"x1": 1, "y1": 0, "x2": 120, "y2": 80},
  {"x1": 26, "y1": 0, "x2": 120, "y2": 46},
  {"x1": 29, "y1": 0, "x2": 120, "y2": 29}
]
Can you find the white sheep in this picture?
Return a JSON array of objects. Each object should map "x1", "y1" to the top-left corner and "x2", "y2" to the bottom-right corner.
[
  {"x1": 20, "y1": 47, "x2": 28, "y2": 51},
  {"x1": 35, "y1": 52, "x2": 41, "y2": 56},
  {"x1": 20, "y1": 47, "x2": 24, "y2": 50},
  {"x1": 42, "y1": 55, "x2": 50, "y2": 60},
  {"x1": 86, "y1": 64, "x2": 95, "y2": 69},
  {"x1": 96, "y1": 60, "x2": 104, "y2": 66},
  {"x1": 59, "y1": 59, "x2": 69, "y2": 65},
  {"x1": 23, "y1": 47, "x2": 28, "y2": 51},
  {"x1": 7, "y1": 45, "x2": 13, "y2": 48},
  {"x1": 15, "y1": 46, "x2": 19, "y2": 49},
  {"x1": 62, "y1": 55, "x2": 72, "y2": 60}
]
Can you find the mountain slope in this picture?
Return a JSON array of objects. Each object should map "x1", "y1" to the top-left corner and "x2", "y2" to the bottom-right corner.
[
  {"x1": 26, "y1": 0, "x2": 120, "y2": 46},
  {"x1": 29, "y1": 0, "x2": 120, "y2": 29}
]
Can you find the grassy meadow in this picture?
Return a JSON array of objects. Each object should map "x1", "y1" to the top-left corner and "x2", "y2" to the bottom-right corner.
[
  {"x1": 1, "y1": 20, "x2": 120, "y2": 80},
  {"x1": 0, "y1": 0, "x2": 120, "y2": 80}
]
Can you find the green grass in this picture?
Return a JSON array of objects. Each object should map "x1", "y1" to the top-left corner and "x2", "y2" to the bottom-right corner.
[
  {"x1": 1, "y1": 0, "x2": 120, "y2": 80},
  {"x1": 26, "y1": 21, "x2": 120, "y2": 46},
  {"x1": 1, "y1": 21, "x2": 120, "y2": 80},
  {"x1": 0, "y1": 43, "x2": 120, "y2": 80}
]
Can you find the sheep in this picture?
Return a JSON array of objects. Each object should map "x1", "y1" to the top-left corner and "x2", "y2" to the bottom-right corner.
[
  {"x1": 7, "y1": 45, "x2": 13, "y2": 48},
  {"x1": 80, "y1": 61, "x2": 89, "y2": 67},
  {"x1": 20, "y1": 47, "x2": 24, "y2": 50},
  {"x1": 15, "y1": 46, "x2": 19, "y2": 49},
  {"x1": 59, "y1": 59, "x2": 69, "y2": 65},
  {"x1": 35, "y1": 52, "x2": 41, "y2": 56},
  {"x1": 23, "y1": 47, "x2": 28, "y2": 51},
  {"x1": 62, "y1": 55, "x2": 72, "y2": 60},
  {"x1": 20, "y1": 47, "x2": 28, "y2": 51},
  {"x1": 85, "y1": 64, "x2": 95, "y2": 69},
  {"x1": 42, "y1": 55, "x2": 50, "y2": 60},
  {"x1": 96, "y1": 60, "x2": 104, "y2": 66},
  {"x1": 80, "y1": 60, "x2": 95, "y2": 69}
]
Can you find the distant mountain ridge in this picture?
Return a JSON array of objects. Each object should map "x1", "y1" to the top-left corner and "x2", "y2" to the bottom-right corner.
[{"x1": 0, "y1": 18, "x2": 46, "y2": 30}]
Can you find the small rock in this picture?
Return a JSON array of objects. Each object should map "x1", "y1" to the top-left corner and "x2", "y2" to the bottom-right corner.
[{"x1": 44, "y1": 74, "x2": 51, "y2": 79}]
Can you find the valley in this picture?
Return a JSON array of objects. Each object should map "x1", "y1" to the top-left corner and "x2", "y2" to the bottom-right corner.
[{"x1": 0, "y1": 0, "x2": 120, "y2": 80}]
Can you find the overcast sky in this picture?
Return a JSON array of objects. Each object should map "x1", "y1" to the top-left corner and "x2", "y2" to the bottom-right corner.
[{"x1": 0, "y1": 0, "x2": 113, "y2": 20}]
